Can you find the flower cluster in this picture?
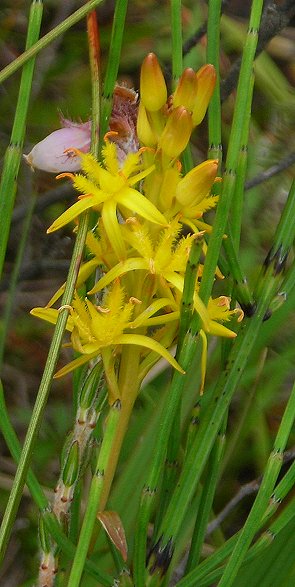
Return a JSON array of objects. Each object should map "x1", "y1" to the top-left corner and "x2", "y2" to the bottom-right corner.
[{"x1": 30, "y1": 53, "x2": 243, "y2": 401}]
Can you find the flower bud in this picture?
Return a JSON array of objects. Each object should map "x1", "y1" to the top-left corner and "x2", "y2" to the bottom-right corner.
[
  {"x1": 173, "y1": 68, "x2": 198, "y2": 112},
  {"x1": 23, "y1": 120, "x2": 91, "y2": 173},
  {"x1": 192, "y1": 64, "x2": 216, "y2": 127},
  {"x1": 176, "y1": 159, "x2": 219, "y2": 206},
  {"x1": 79, "y1": 362, "x2": 104, "y2": 411},
  {"x1": 62, "y1": 441, "x2": 80, "y2": 488},
  {"x1": 137, "y1": 101, "x2": 158, "y2": 146},
  {"x1": 159, "y1": 106, "x2": 192, "y2": 159},
  {"x1": 140, "y1": 53, "x2": 167, "y2": 112},
  {"x1": 38, "y1": 514, "x2": 52, "y2": 554}
]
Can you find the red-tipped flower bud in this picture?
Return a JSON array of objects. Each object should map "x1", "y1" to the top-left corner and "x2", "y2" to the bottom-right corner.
[
  {"x1": 192, "y1": 64, "x2": 216, "y2": 127},
  {"x1": 140, "y1": 53, "x2": 167, "y2": 112},
  {"x1": 159, "y1": 106, "x2": 192, "y2": 159}
]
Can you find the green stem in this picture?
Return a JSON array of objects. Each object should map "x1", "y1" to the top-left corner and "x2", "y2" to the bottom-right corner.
[
  {"x1": 207, "y1": 0, "x2": 222, "y2": 164},
  {"x1": 0, "y1": 181, "x2": 37, "y2": 367},
  {"x1": 217, "y1": 378, "x2": 295, "y2": 587},
  {"x1": 147, "y1": 175, "x2": 295, "y2": 576},
  {"x1": 0, "y1": 380, "x2": 114, "y2": 586},
  {"x1": 0, "y1": 0, "x2": 43, "y2": 280},
  {"x1": 230, "y1": 75, "x2": 254, "y2": 250},
  {"x1": 177, "y1": 236, "x2": 203, "y2": 356},
  {"x1": 198, "y1": 0, "x2": 264, "y2": 309},
  {"x1": 0, "y1": 212, "x2": 89, "y2": 566},
  {"x1": 87, "y1": 10, "x2": 101, "y2": 157},
  {"x1": 100, "y1": 0, "x2": 129, "y2": 140},
  {"x1": 0, "y1": 0, "x2": 105, "y2": 84},
  {"x1": 66, "y1": 399, "x2": 122, "y2": 587},
  {"x1": 177, "y1": 461, "x2": 295, "y2": 586},
  {"x1": 185, "y1": 414, "x2": 227, "y2": 572},
  {"x1": 99, "y1": 345, "x2": 141, "y2": 511},
  {"x1": 222, "y1": 233, "x2": 255, "y2": 315},
  {"x1": 171, "y1": 0, "x2": 183, "y2": 85}
]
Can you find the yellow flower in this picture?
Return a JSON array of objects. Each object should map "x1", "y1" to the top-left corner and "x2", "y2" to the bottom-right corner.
[
  {"x1": 198, "y1": 296, "x2": 244, "y2": 394},
  {"x1": 88, "y1": 219, "x2": 210, "y2": 329},
  {"x1": 31, "y1": 282, "x2": 184, "y2": 398},
  {"x1": 47, "y1": 140, "x2": 167, "y2": 260},
  {"x1": 207, "y1": 296, "x2": 244, "y2": 336}
]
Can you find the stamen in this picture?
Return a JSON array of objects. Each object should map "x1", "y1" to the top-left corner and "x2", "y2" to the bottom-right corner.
[
  {"x1": 64, "y1": 147, "x2": 81, "y2": 157},
  {"x1": 129, "y1": 297, "x2": 142, "y2": 305},
  {"x1": 56, "y1": 172, "x2": 75, "y2": 180},
  {"x1": 96, "y1": 305, "x2": 110, "y2": 314},
  {"x1": 58, "y1": 304, "x2": 73, "y2": 313},
  {"x1": 104, "y1": 131, "x2": 118, "y2": 142}
]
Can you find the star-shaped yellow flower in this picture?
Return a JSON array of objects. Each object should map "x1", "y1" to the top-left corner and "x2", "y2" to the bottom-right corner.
[
  {"x1": 88, "y1": 218, "x2": 210, "y2": 328},
  {"x1": 31, "y1": 282, "x2": 184, "y2": 400},
  {"x1": 47, "y1": 140, "x2": 167, "y2": 260}
]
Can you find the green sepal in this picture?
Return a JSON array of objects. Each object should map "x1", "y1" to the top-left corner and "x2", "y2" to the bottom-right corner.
[
  {"x1": 78, "y1": 361, "x2": 104, "y2": 411},
  {"x1": 62, "y1": 441, "x2": 80, "y2": 488},
  {"x1": 39, "y1": 512, "x2": 53, "y2": 554}
]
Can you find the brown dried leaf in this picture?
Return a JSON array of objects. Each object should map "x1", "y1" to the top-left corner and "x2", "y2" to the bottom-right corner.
[{"x1": 97, "y1": 510, "x2": 128, "y2": 561}]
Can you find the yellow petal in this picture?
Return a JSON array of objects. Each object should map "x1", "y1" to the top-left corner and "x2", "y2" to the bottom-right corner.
[
  {"x1": 89, "y1": 258, "x2": 148, "y2": 294},
  {"x1": 47, "y1": 196, "x2": 97, "y2": 233},
  {"x1": 117, "y1": 334, "x2": 185, "y2": 373},
  {"x1": 207, "y1": 320, "x2": 237, "y2": 338},
  {"x1": 46, "y1": 259, "x2": 98, "y2": 307},
  {"x1": 54, "y1": 352, "x2": 99, "y2": 378},
  {"x1": 129, "y1": 297, "x2": 177, "y2": 328},
  {"x1": 163, "y1": 271, "x2": 210, "y2": 331},
  {"x1": 102, "y1": 199, "x2": 126, "y2": 261},
  {"x1": 30, "y1": 307, "x2": 74, "y2": 331},
  {"x1": 118, "y1": 188, "x2": 167, "y2": 226}
]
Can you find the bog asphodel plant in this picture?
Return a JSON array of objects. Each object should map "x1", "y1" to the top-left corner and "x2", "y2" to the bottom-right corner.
[
  {"x1": 30, "y1": 54, "x2": 243, "y2": 586},
  {"x1": 31, "y1": 53, "x2": 242, "y2": 403}
]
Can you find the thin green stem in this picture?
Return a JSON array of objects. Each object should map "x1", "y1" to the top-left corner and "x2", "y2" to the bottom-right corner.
[
  {"x1": 100, "y1": 0, "x2": 129, "y2": 140},
  {"x1": 230, "y1": 76, "x2": 254, "y2": 250},
  {"x1": 207, "y1": 0, "x2": 222, "y2": 164},
  {"x1": 0, "y1": 380, "x2": 47, "y2": 510},
  {"x1": 146, "y1": 175, "x2": 295, "y2": 577},
  {"x1": 171, "y1": 0, "x2": 183, "y2": 85},
  {"x1": 66, "y1": 399, "x2": 122, "y2": 587},
  {"x1": 0, "y1": 0, "x2": 105, "y2": 84},
  {"x1": 0, "y1": 212, "x2": 89, "y2": 566},
  {"x1": 87, "y1": 10, "x2": 101, "y2": 157},
  {"x1": 177, "y1": 236, "x2": 203, "y2": 356},
  {"x1": 185, "y1": 415, "x2": 227, "y2": 572},
  {"x1": 0, "y1": 181, "x2": 37, "y2": 367},
  {"x1": 198, "y1": 0, "x2": 264, "y2": 309},
  {"x1": 177, "y1": 461, "x2": 295, "y2": 586},
  {"x1": 218, "y1": 378, "x2": 295, "y2": 587},
  {"x1": 0, "y1": 380, "x2": 114, "y2": 586},
  {"x1": 0, "y1": 0, "x2": 43, "y2": 280},
  {"x1": 222, "y1": 233, "x2": 255, "y2": 315}
]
